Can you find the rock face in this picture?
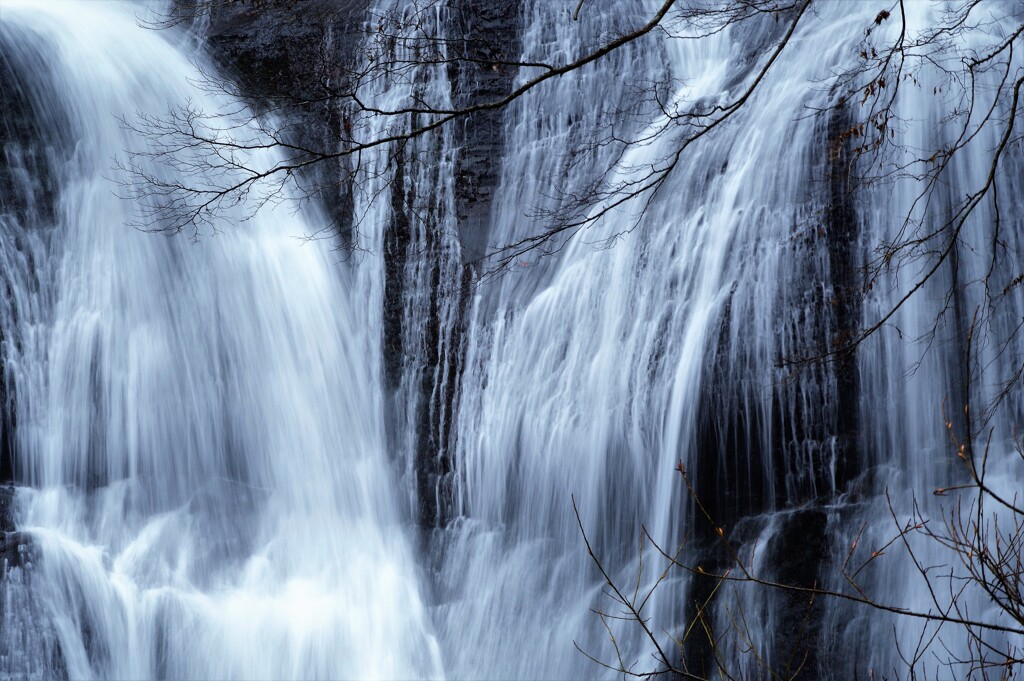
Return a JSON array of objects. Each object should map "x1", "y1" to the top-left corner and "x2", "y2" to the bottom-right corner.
[
  {"x1": 0, "y1": 530, "x2": 32, "y2": 572},
  {"x1": 188, "y1": 0, "x2": 521, "y2": 259},
  {"x1": 694, "y1": 106, "x2": 860, "y2": 525},
  {"x1": 0, "y1": 485, "x2": 14, "y2": 535},
  {"x1": 0, "y1": 26, "x2": 68, "y2": 227},
  {"x1": 446, "y1": 0, "x2": 522, "y2": 264},
  {"x1": 0, "y1": 486, "x2": 61, "y2": 681},
  {"x1": 825, "y1": 103, "x2": 860, "y2": 494},
  {"x1": 760, "y1": 507, "x2": 830, "y2": 676},
  {"x1": 688, "y1": 92, "x2": 861, "y2": 677},
  {"x1": 0, "y1": 25, "x2": 72, "y2": 486},
  {"x1": 198, "y1": 0, "x2": 371, "y2": 244},
  {"x1": 0, "y1": 486, "x2": 33, "y2": 573},
  {"x1": 408, "y1": 0, "x2": 521, "y2": 528},
  {"x1": 182, "y1": 0, "x2": 523, "y2": 528}
]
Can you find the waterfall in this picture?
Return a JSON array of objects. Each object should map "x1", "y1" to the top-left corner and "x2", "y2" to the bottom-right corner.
[
  {"x1": 0, "y1": 2, "x2": 441, "y2": 678},
  {"x1": 2, "y1": 0, "x2": 1024, "y2": 679},
  {"x1": 421, "y1": 0, "x2": 1024, "y2": 677},
  {"x1": 431, "y1": 3, "x2": 856, "y2": 676}
]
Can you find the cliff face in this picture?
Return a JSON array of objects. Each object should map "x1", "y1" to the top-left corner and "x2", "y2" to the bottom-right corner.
[
  {"x1": 0, "y1": 27, "x2": 73, "y2": 486},
  {"x1": 196, "y1": 0, "x2": 371, "y2": 242},
  {"x1": 184, "y1": 0, "x2": 522, "y2": 528},
  {"x1": 446, "y1": 0, "x2": 521, "y2": 264},
  {"x1": 182, "y1": 0, "x2": 520, "y2": 260}
]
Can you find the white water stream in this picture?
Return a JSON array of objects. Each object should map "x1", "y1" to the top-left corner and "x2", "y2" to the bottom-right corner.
[
  {"x1": 0, "y1": 2, "x2": 441, "y2": 678},
  {"x1": 1, "y1": 0, "x2": 1022, "y2": 679}
]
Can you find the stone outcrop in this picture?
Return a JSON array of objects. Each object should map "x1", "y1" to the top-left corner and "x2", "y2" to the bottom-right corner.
[
  {"x1": 0, "y1": 486, "x2": 32, "y2": 573},
  {"x1": 688, "y1": 98, "x2": 861, "y2": 678},
  {"x1": 0, "y1": 27, "x2": 74, "y2": 485},
  {"x1": 446, "y1": 0, "x2": 521, "y2": 264},
  {"x1": 180, "y1": 0, "x2": 523, "y2": 529},
  {"x1": 195, "y1": 0, "x2": 371, "y2": 244}
]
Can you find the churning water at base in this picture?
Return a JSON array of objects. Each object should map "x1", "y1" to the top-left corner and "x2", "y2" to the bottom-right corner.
[{"x1": 2, "y1": 0, "x2": 1024, "y2": 679}]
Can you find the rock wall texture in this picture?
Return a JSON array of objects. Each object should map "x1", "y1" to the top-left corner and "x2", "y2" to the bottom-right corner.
[{"x1": 182, "y1": 0, "x2": 523, "y2": 528}]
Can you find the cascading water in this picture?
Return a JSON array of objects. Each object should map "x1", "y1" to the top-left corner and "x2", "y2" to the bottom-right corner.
[
  {"x1": 420, "y1": 1, "x2": 1024, "y2": 677},
  {"x1": 2, "y1": 0, "x2": 1024, "y2": 679},
  {"x1": 0, "y1": 2, "x2": 441, "y2": 678},
  {"x1": 431, "y1": 3, "x2": 855, "y2": 676}
]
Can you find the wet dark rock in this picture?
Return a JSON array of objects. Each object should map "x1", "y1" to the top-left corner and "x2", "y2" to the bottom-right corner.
[
  {"x1": 689, "y1": 107, "x2": 862, "y2": 677},
  {"x1": 695, "y1": 105, "x2": 861, "y2": 527},
  {"x1": 0, "y1": 373, "x2": 15, "y2": 484},
  {"x1": 0, "y1": 487, "x2": 31, "y2": 574},
  {"x1": 176, "y1": 0, "x2": 519, "y2": 532},
  {"x1": 0, "y1": 25, "x2": 70, "y2": 226},
  {"x1": 683, "y1": 505, "x2": 831, "y2": 678},
  {"x1": 382, "y1": 139, "x2": 472, "y2": 527},
  {"x1": 203, "y1": 0, "x2": 370, "y2": 111},
  {"x1": 382, "y1": 145, "x2": 411, "y2": 393},
  {"x1": 762, "y1": 507, "x2": 829, "y2": 677},
  {"x1": 0, "y1": 531, "x2": 33, "y2": 573},
  {"x1": 413, "y1": 263, "x2": 473, "y2": 528},
  {"x1": 447, "y1": 0, "x2": 522, "y2": 265},
  {"x1": 0, "y1": 26, "x2": 71, "y2": 486},
  {"x1": 825, "y1": 103, "x2": 860, "y2": 492},
  {"x1": 184, "y1": 0, "x2": 372, "y2": 243},
  {"x1": 388, "y1": 0, "x2": 521, "y2": 529},
  {"x1": 384, "y1": 2, "x2": 519, "y2": 526},
  {"x1": 694, "y1": 283, "x2": 770, "y2": 528},
  {"x1": 0, "y1": 486, "x2": 13, "y2": 534}
]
